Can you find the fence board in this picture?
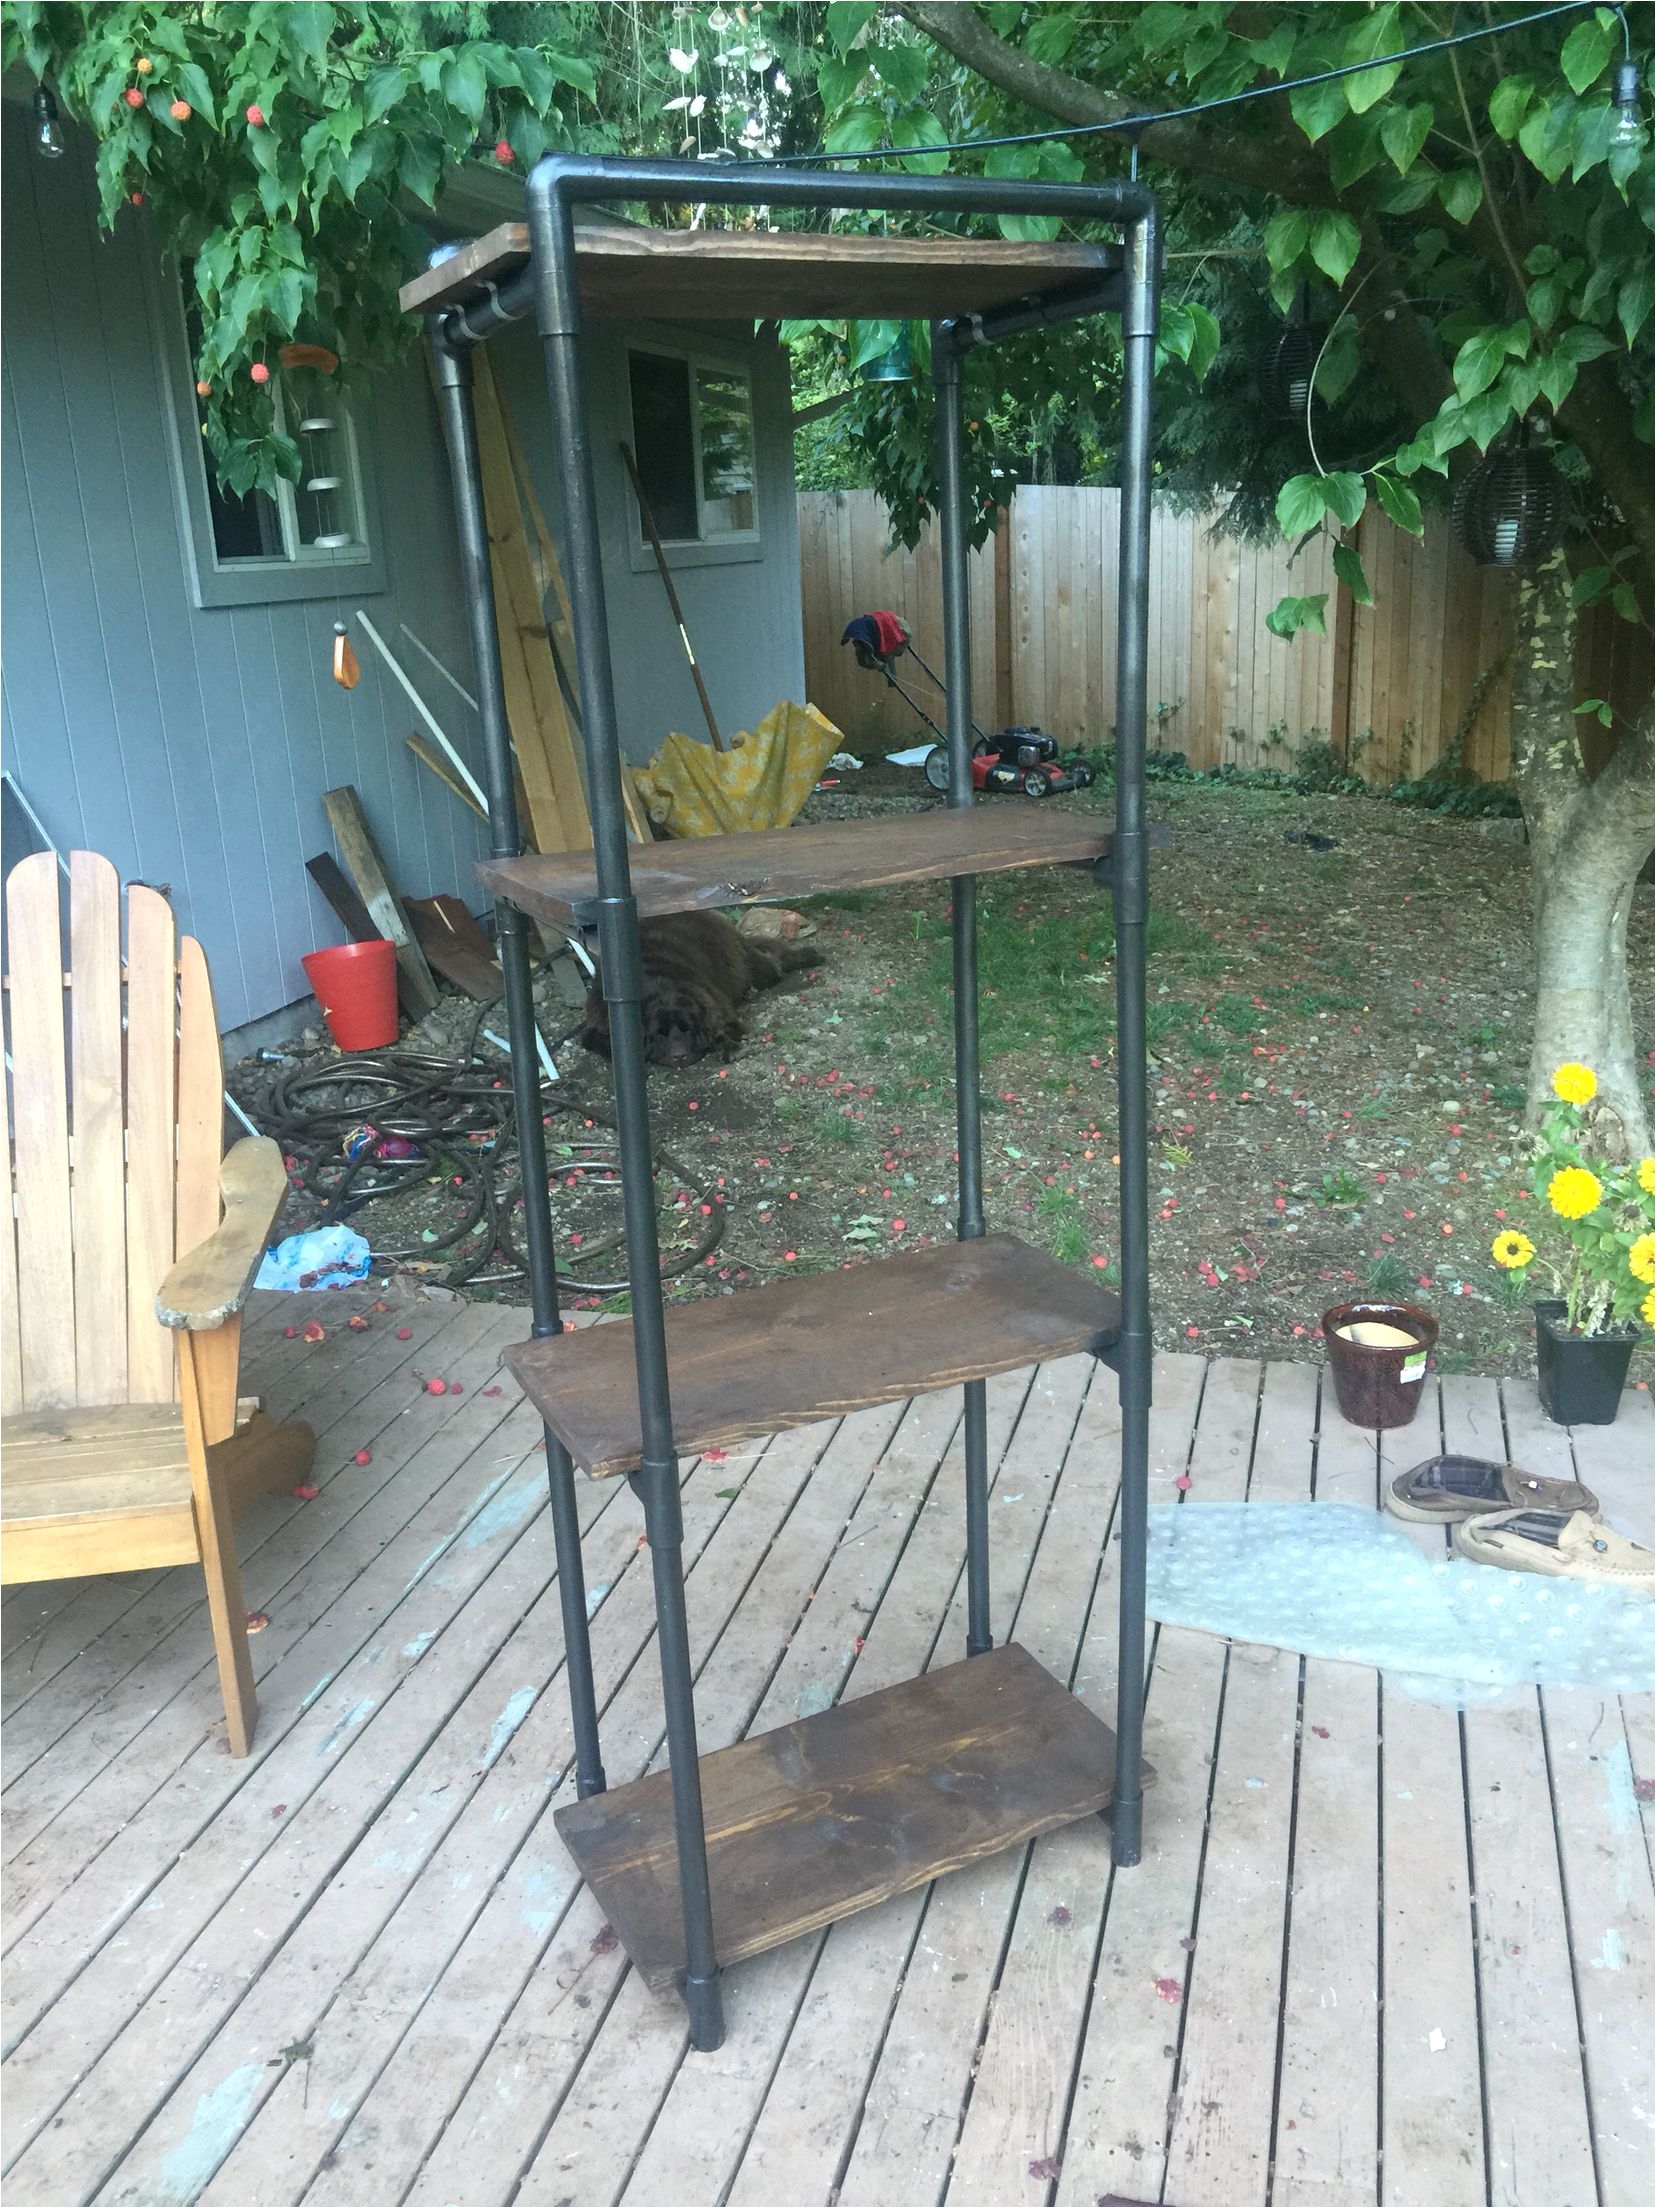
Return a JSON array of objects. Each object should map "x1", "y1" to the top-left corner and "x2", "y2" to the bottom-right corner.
[{"x1": 799, "y1": 488, "x2": 1646, "y2": 783}]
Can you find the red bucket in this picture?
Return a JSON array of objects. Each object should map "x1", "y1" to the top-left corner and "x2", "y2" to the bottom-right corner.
[{"x1": 302, "y1": 940, "x2": 398, "y2": 1051}]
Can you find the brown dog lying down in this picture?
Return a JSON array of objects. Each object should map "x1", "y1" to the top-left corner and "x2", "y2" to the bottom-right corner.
[{"x1": 581, "y1": 911, "x2": 822, "y2": 1067}]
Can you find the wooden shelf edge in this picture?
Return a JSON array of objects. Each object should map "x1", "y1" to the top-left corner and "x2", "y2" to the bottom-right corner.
[{"x1": 555, "y1": 1644, "x2": 1146, "y2": 1992}]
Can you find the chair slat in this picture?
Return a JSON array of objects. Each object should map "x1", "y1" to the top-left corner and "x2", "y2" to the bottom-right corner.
[
  {"x1": 124, "y1": 885, "x2": 177, "y2": 1402},
  {"x1": 68, "y1": 851, "x2": 127, "y2": 1405},
  {"x1": 5, "y1": 853, "x2": 76, "y2": 1408},
  {"x1": 1, "y1": 1038, "x2": 22, "y2": 1415},
  {"x1": 174, "y1": 934, "x2": 223, "y2": 1269}
]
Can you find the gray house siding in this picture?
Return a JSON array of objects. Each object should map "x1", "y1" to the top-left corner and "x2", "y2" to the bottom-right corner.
[{"x1": 2, "y1": 120, "x2": 805, "y2": 1033}]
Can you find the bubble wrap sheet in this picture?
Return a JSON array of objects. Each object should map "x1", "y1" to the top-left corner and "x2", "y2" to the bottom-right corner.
[{"x1": 1146, "y1": 1502, "x2": 1653, "y2": 1706}]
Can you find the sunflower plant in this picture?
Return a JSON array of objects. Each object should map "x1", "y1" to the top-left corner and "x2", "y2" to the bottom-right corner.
[{"x1": 1490, "y1": 1065, "x2": 1656, "y2": 1336}]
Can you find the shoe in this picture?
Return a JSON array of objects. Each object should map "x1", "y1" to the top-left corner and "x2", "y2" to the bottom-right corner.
[
  {"x1": 1384, "y1": 1454, "x2": 1597, "y2": 1526},
  {"x1": 1451, "y1": 1508, "x2": 1654, "y2": 1591}
]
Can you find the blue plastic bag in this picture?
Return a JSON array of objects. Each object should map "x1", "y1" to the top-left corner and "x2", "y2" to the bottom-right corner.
[{"x1": 255, "y1": 1223, "x2": 372, "y2": 1292}]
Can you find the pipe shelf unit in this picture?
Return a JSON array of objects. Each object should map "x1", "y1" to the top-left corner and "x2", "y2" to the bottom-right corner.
[{"x1": 412, "y1": 154, "x2": 1159, "y2": 2055}]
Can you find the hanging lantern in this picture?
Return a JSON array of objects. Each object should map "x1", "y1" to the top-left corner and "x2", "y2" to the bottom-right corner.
[
  {"x1": 859, "y1": 327, "x2": 913, "y2": 383},
  {"x1": 1258, "y1": 283, "x2": 1321, "y2": 423},
  {"x1": 1452, "y1": 428, "x2": 1568, "y2": 570}
]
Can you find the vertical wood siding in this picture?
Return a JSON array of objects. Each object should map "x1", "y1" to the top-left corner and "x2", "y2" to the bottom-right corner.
[{"x1": 798, "y1": 488, "x2": 1648, "y2": 781}]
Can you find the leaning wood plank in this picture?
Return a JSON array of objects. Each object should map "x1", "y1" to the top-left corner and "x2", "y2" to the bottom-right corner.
[
  {"x1": 507, "y1": 1233, "x2": 1120, "y2": 1479},
  {"x1": 1500, "y1": 1377, "x2": 1655, "y2": 2208},
  {"x1": 1443, "y1": 1374, "x2": 1597, "y2": 2208},
  {"x1": 67, "y1": 851, "x2": 127, "y2": 1405},
  {"x1": 1163, "y1": 1360, "x2": 1312, "y2": 2208},
  {"x1": 305, "y1": 850, "x2": 379, "y2": 946},
  {"x1": 405, "y1": 732, "x2": 487, "y2": 818},
  {"x1": 124, "y1": 884, "x2": 180, "y2": 1402},
  {"x1": 1269, "y1": 1384, "x2": 1381, "y2": 2207},
  {"x1": 478, "y1": 809, "x2": 1126, "y2": 930},
  {"x1": 155, "y1": 1138, "x2": 288, "y2": 1331},
  {"x1": 174, "y1": 933, "x2": 225, "y2": 1270},
  {"x1": 5, "y1": 851, "x2": 77, "y2": 1408},
  {"x1": 320, "y1": 785, "x2": 439, "y2": 1015},
  {"x1": 1375, "y1": 1381, "x2": 1486, "y2": 2206},
  {"x1": 404, "y1": 895, "x2": 503, "y2": 1001}
]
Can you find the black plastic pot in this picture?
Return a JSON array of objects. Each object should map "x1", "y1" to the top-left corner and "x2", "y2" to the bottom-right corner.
[
  {"x1": 1533, "y1": 1300, "x2": 1636, "y2": 1426},
  {"x1": 1322, "y1": 1299, "x2": 1437, "y2": 1430}
]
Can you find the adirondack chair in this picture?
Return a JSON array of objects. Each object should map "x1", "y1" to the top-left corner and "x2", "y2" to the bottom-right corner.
[{"x1": 2, "y1": 851, "x2": 315, "y2": 1755}]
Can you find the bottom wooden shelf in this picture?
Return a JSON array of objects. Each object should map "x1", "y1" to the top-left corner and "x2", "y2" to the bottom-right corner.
[{"x1": 554, "y1": 1642, "x2": 1135, "y2": 1992}]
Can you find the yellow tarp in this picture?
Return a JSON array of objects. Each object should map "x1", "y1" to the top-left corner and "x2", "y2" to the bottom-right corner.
[{"x1": 631, "y1": 701, "x2": 844, "y2": 838}]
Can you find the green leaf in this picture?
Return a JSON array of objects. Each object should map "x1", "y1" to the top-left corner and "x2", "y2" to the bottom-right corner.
[
  {"x1": 1367, "y1": 169, "x2": 1438, "y2": 213},
  {"x1": 1322, "y1": 471, "x2": 1367, "y2": 528},
  {"x1": 872, "y1": 42, "x2": 927, "y2": 104},
  {"x1": 1380, "y1": 101, "x2": 1432, "y2": 174},
  {"x1": 1329, "y1": 112, "x2": 1384, "y2": 192},
  {"x1": 1343, "y1": 2, "x2": 1403, "y2": 112},
  {"x1": 1536, "y1": 351, "x2": 1579, "y2": 409},
  {"x1": 1249, "y1": 22, "x2": 1297, "y2": 76},
  {"x1": 283, "y1": 2, "x2": 334, "y2": 73},
  {"x1": 894, "y1": 105, "x2": 949, "y2": 175},
  {"x1": 1570, "y1": 565, "x2": 1613, "y2": 608},
  {"x1": 1263, "y1": 208, "x2": 1310, "y2": 272},
  {"x1": 814, "y1": 53, "x2": 866, "y2": 113},
  {"x1": 174, "y1": 61, "x2": 217, "y2": 128},
  {"x1": 1560, "y1": 15, "x2": 1615, "y2": 95},
  {"x1": 1026, "y1": 9, "x2": 1078, "y2": 66},
  {"x1": 513, "y1": 48, "x2": 554, "y2": 109},
  {"x1": 826, "y1": 1, "x2": 877, "y2": 53},
  {"x1": 1526, "y1": 273, "x2": 1565, "y2": 331},
  {"x1": 823, "y1": 104, "x2": 884, "y2": 155},
  {"x1": 1290, "y1": 74, "x2": 1349, "y2": 144},
  {"x1": 1573, "y1": 696, "x2": 1614, "y2": 725},
  {"x1": 849, "y1": 317, "x2": 904, "y2": 371},
  {"x1": 1489, "y1": 74, "x2": 1535, "y2": 140},
  {"x1": 1183, "y1": 302, "x2": 1221, "y2": 383},
  {"x1": 1619, "y1": 264, "x2": 1653, "y2": 345},
  {"x1": 1461, "y1": 388, "x2": 1513, "y2": 450},
  {"x1": 1558, "y1": 324, "x2": 1617, "y2": 362},
  {"x1": 1438, "y1": 169, "x2": 1482, "y2": 223},
  {"x1": 1453, "y1": 328, "x2": 1508, "y2": 401},
  {"x1": 1611, "y1": 583, "x2": 1640, "y2": 621},
  {"x1": 1276, "y1": 473, "x2": 1330, "y2": 537},
  {"x1": 1373, "y1": 470, "x2": 1424, "y2": 534},
  {"x1": 1520, "y1": 94, "x2": 1579, "y2": 183},
  {"x1": 397, "y1": 134, "x2": 444, "y2": 206},
  {"x1": 1315, "y1": 320, "x2": 1360, "y2": 402},
  {"x1": 543, "y1": 50, "x2": 596, "y2": 97},
  {"x1": 1265, "y1": 592, "x2": 1329, "y2": 639},
  {"x1": 1332, "y1": 541, "x2": 1373, "y2": 604},
  {"x1": 1572, "y1": 101, "x2": 1614, "y2": 181},
  {"x1": 440, "y1": 51, "x2": 487, "y2": 125},
  {"x1": 1309, "y1": 209, "x2": 1361, "y2": 284}
]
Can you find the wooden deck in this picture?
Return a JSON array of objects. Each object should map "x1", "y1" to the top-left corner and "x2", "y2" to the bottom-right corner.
[{"x1": 3, "y1": 1284, "x2": 1650, "y2": 2208}]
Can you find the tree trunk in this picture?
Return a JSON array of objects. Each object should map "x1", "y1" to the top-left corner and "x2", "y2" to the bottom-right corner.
[{"x1": 1509, "y1": 552, "x2": 1654, "y2": 1155}]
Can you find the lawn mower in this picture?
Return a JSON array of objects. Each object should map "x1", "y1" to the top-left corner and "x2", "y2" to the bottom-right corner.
[{"x1": 841, "y1": 610, "x2": 1096, "y2": 800}]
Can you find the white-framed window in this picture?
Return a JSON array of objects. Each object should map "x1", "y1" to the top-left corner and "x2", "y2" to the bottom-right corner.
[
  {"x1": 626, "y1": 345, "x2": 759, "y2": 549},
  {"x1": 157, "y1": 261, "x2": 386, "y2": 609}
]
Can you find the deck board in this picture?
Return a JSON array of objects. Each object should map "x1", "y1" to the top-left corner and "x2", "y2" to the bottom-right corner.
[{"x1": 1, "y1": 1297, "x2": 1650, "y2": 2208}]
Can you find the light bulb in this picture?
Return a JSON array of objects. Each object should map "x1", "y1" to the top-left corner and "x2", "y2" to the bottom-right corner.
[
  {"x1": 33, "y1": 86, "x2": 65, "y2": 159},
  {"x1": 1611, "y1": 59, "x2": 1645, "y2": 147}
]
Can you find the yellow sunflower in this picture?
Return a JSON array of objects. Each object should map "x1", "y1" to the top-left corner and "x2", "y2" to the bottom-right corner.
[
  {"x1": 1547, "y1": 1166, "x2": 1603, "y2": 1220},
  {"x1": 1640, "y1": 1157, "x2": 1655, "y2": 1197},
  {"x1": 1491, "y1": 1230, "x2": 1535, "y2": 1269},
  {"x1": 1552, "y1": 1062, "x2": 1598, "y2": 1105},
  {"x1": 1631, "y1": 1233, "x2": 1656, "y2": 1286}
]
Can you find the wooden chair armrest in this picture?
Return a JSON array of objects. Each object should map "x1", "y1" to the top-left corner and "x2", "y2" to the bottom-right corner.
[{"x1": 156, "y1": 1136, "x2": 289, "y2": 1331}]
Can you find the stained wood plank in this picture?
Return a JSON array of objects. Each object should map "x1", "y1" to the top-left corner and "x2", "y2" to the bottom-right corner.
[
  {"x1": 405, "y1": 894, "x2": 503, "y2": 1000},
  {"x1": 320, "y1": 784, "x2": 440, "y2": 1016},
  {"x1": 479, "y1": 809, "x2": 1125, "y2": 931},
  {"x1": 66, "y1": 851, "x2": 127, "y2": 1406},
  {"x1": 5, "y1": 850, "x2": 76, "y2": 1409},
  {"x1": 507, "y1": 1233, "x2": 1120, "y2": 1478},
  {"x1": 400, "y1": 222, "x2": 1116, "y2": 322}
]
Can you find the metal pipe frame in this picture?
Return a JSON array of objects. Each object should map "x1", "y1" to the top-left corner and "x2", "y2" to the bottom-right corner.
[
  {"x1": 427, "y1": 321, "x2": 607, "y2": 1806},
  {"x1": 435, "y1": 153, "x2": 1158, "y2": 2044}
]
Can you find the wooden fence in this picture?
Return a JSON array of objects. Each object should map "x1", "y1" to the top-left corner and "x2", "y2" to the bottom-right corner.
[{"x1": 798, "y1": 487, "x2": 1648, "y2": 784}]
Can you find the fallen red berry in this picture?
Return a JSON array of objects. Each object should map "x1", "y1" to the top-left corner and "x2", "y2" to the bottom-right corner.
[
  {"x1": 303, "y1": 1319, "x2": 325, "y2": 1342},
  {"x1": 347, "y1": 1313, "x2": 369, "y2": 1330},
  {"x1": 284, "y1": 1325, "x2": 299, "y2": 1338},
  {"x1": 449, "y1": 1380, "x2": 463, "y2": 1394},
  {"x1": 291, "y1": 1482, "x2": 319, "y2": 1501},
  {"x1": 426, "y1": 1377, "x2": 447, "y2": 1395},
  {"x1": 246, "y1": 1612, "x2": 270, "y2": 1632},
  {"x1": 396, "y1": 1326, "x2": 413, "y2": 1340},
  {"x1": 354, "y1": 1449, "x2": 372, "y2": 1465}
]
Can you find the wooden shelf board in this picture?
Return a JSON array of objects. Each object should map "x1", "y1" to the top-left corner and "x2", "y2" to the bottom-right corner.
[
  {"x1": 478, "y1": 809, "x2": 1118, "y2": 930},
  {"x1": 401, "y1": 221, "x2": 1117, "y2": 322},
  {"x1": 555, "y1": 1642, "x2": 1133, "y2": 1991},
  {"x1": 506, "y1": 1233, "x2": 1120, "y2": 1480}
]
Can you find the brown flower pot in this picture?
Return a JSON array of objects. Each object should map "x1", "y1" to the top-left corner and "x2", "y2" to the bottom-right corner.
[
  {"x1": 1321, "y1": 1300, "x2": 1438, "y2": 1430},
  {"x1": 1533, "y1": 1301, "x2": 1636, "y2": 1426}
]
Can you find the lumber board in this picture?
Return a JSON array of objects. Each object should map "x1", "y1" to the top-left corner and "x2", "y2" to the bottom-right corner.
[
  {"x1": 399, "y1": 221, "x2": 1117, "y2": 322},
  {"x1": 319, "y1": 787, "x2": 439, "y2": 1016},
  {"x1": 506, "y1": 1233, "x2": 1120, "y2": 1479},
  {"x1": 479, "y1": 809, "x2": 1133, "y2": 930},
  {"x1": 404, "y1": 733, "x2": 487, "y2": 819},
  {"x1": 66, "y1": 852, "x2": 127, "y2": 1407},
  {"x1": 404, "y1": 896, "x2": 503, "y2": 1001}
]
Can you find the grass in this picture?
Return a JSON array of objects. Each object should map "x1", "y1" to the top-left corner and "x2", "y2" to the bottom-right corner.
[
  {"x1": 815, "y1": 1109, "x2": 860, "y2": 1146},
  {"x1": 1365, "y1": 1253, "x2": 1411, "y2": 1296},
  {"x1": 1316, "y1": 1168, "x2": 1367, "y2": 1207},
  {"x1": 1356, "y1": 1096, "x2": 1390, "y2": 1121}
]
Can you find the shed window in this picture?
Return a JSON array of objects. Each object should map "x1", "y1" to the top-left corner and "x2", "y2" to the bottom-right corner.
[{"x1": 626, "y1": 349, "x2": 757, "y2": 545}]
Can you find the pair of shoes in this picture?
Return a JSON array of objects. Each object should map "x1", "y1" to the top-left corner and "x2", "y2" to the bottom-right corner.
[
  {"x1": 1384, "y1": 1454, "x2": 1597, "y2": 1525},
  {"x1": 1452, "y1": 1508, "x2": 1655, "y2": 1591}
]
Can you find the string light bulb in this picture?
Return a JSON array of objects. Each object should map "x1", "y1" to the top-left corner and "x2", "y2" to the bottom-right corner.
[
  {"x1": 1610, "y1": 58, "x2": 1645, "y2": 147},
  {"x1": 32, "y1": 85, "x2": 65, "y2": 159}
]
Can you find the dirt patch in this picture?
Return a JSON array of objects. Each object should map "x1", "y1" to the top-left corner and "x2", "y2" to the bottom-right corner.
[{"x1": 238, "y1": 773, "x2": 1652, "y2": 1384}]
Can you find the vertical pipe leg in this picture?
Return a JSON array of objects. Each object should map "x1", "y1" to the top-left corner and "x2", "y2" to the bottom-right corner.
[
  {"x1": 527, "y1": 170, "x2": 721, "y2": 2046},
  {"x1": 1108, "y1": 214, "x2": 1161, "y2": 1868},
  {"x1": 934, "y1": 326, "x2": 992, "y2": 1660},
  {"x1": 428, "y1": 313, "x2": 605, "y2": 1800}
]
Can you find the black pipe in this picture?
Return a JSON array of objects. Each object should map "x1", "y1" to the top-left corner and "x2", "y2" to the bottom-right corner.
[
  {"x1": 934, "y1": 328, "x2": 992, "y2": 1663},
  {"x1": 1106, "y1": 210, "x2": 1161, "y2": 1868},
  {"x1": 526, "y1": 169, "x2": 725, "y2": 2053},
  {"x1": 426, "y1": 314, "x2": 607, "y2": 1802}
]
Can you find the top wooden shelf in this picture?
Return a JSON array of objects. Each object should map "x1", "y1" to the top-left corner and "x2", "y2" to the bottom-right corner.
[
  {"x1": 400, "y1": 221, "x2": 1117, "y2": 322},
  {"x1": 477, "y1": 808, "x2": 1119, "y2": 930}
]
